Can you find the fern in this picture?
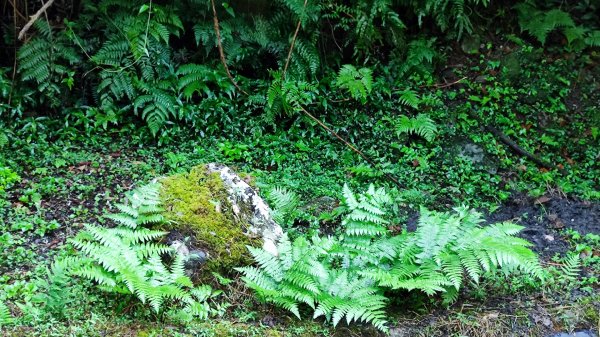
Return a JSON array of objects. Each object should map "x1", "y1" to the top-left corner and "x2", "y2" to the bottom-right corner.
[
  {"x1": 585, "y1": 30, "x2": 600, "y2": 47},
  {"x1": 559, "y1": 254, "x2": 581, "y2": 282},
  {"x1": 266, "y1": 71, "x2": 317, "y2": 118},
  {"x1": 72, "y1": 183, "x2": 215, "y2": 318},
  {"x1": 404, "y1": 0, "x2": 488, "y2": 39},
  {"x1": 0, "y1": 130, "x2": 8, "y2": 149},
  {"x1": 394, "y1": 114, "x2": 438, "y2": 142},
  {"x1": 396, "y1": 89, "x2": 420, "y2": 109},
  {"x1": 515, "y1": 4, "x2": 598, "y2": 50},
  {"x1": 88, "y1": 1, "x2": 187, "y2": 136},
  {"x1": 237, "y1": 234, "x2": 389, "y2": 332},
  {"x1": 0, "y1": 301, "x2": 11, "y2": 326},
  {"x1": 334, "y1": 65, "x2": 373, "y2": 104},
  {"x1": 17, "y1": 20, "x2": 80, "y2": 108},
  {"x1": 240, "y1": 184, "x2": 543, "y2": 332},
  {"x1": 133, "y1": 79, "x2": 180, "y2": 136},
  {"x1": 399, "y1": 38, "x2": 437, "y2": 76},
  {"x1": 267, "y1": 187, "x2": 301, "y2": 225}
]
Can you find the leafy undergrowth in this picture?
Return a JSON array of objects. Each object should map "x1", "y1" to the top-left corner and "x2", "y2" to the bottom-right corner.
[
  {"x1": 1, "y1": 132, "x2": 598, "y2": 336},
  {"x1": 1, "y1": 42, "x2": 599, "y2": 336}
]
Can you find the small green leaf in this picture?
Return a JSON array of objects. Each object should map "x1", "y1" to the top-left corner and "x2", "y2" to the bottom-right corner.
[
  {"x1": 139, "y1": 4, "x2": 149, "y2": 14},
  {"x1": 222, "y1": 3, "x2": 235, "y2": 17}
]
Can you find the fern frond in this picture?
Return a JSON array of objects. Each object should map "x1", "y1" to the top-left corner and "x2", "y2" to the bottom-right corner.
[
  {"x1": 394, "y1": 114, "x2": 438, "y2": 142},
  {"x1": 335, "y1": 65, "x2": 373, "y2": 103},
  {"x1": 267, "y1": 187, "x2": 300, "y2": 225},
  {"x1": 0, "y1": 301, "x2": 11, "y2": 326}
]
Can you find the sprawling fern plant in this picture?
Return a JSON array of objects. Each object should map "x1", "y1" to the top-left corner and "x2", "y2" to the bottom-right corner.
[
  {"x1": 237, "y1": 234, "x2": 389, "y2": 331},
  {"x1": 267, "y1": 187, "x2": 301, "y2": 226},
  {"x1": 239, "y1": 184, "x2": 543, "y2": 331},
  {"x1": 17, "y1": 20, "x2": 80, "y2": 108},
  {"x1": 71, "y1": 183, "x2": 216, "y2": 319},
  {"x1": 515, "y1": 3, "x2": 600, "y2": 50}
]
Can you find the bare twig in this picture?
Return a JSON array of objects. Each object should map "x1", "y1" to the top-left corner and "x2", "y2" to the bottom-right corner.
[
  {"x1": 210, "y1": 0, "x2": 247, "y2": 95},
  {"x1": 18, "y1": 0, "x2": 55, "y2": 40},
  {"x1": 282, "y1": 0, "x2": 308, "y2": 79},
  {"x1": 422, "y1": 76, "x2": 468, "y2": 89},
  {"x1": 467, "y1": 109, "x2": 565, "y2": 174},
  {"x1": 7, "y1": 0, "x2": 27, "y2": 21}
]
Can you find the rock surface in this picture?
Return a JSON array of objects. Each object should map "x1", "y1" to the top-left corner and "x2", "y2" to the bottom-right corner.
[
  {"x1": 206, "y1": 163, "x2": 283, "y2": 255},
  {"x1": 548, "y1": 331, "x2": 598, "y2": 337}
]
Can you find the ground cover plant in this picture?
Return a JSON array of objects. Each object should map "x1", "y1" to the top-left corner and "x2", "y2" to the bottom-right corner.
[{"x1": 0, "y1": 0, "x2": 599, "y2": 336}]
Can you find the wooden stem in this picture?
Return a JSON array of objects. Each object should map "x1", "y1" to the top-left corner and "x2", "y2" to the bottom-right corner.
[
  {"x1": 18, "y1": 0, "x2": 55, "y2": 40},
  {"x1": 282, "y1": 0, "x2": 308, "y2": 79},
  {"x1": 210, "y1": 0, "x2": 247, "y2": 95}
]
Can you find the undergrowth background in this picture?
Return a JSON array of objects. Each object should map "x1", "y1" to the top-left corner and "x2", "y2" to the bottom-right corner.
[{"x1": 0, "y1": 0, "x2": 599, "y2": 335}]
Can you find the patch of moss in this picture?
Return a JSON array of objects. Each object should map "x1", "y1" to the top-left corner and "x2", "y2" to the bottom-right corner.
[{"x1": 159, "y1": 165, "x2": 255, "y2": 273}]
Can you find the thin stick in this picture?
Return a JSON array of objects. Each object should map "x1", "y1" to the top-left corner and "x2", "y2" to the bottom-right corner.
[
  {"x1": 282, "y1": 0, "x2": 308, "y2": 79},
  {"x1": 468, "y1": 109, "x2": 563, "y2": 173},
  {"x1": 7, "y1": 0, "x2": 27, "y2": 21},
  {"x1": 300, "y1": 106, "x2": 403, "y2": 188},
  {"x1": 9, "y1": 0, "x2": 19, "y2": 105},
  {"x1": 210, "y1": 0, "x2": 247, "y2": 95},
  {"x1": 419, "y1": 76, "x2": 467, "y2": 88},
  {"x1": 18, "y1": 0, "x2": 55, "y2": 40}
]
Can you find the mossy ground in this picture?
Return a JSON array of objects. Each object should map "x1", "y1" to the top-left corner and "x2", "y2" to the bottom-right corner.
[{"x1": 158, "y1": 165, "x2": 256, "y2": 273}]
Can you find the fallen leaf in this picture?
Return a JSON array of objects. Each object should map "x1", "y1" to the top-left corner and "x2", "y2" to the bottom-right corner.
[{"x1": 535, "y1": 195, "x2": 551, "y2": 204}]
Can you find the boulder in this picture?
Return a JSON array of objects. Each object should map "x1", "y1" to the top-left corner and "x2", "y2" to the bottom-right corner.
[
  {"x1": 158, "y1": 164, "x2": 283, "y2": 274},
  {"x1": 205, "y1": 163, "x2": 283, "y2": 254}
]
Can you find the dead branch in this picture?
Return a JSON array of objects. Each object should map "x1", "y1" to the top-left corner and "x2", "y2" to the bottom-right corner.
[
  {"x1": 282, "y1": 0, "x2": 308, "y2": 79},
  {"x1": 210, "y1": 0, "x2": 247, "y2": 95},
  {"x1": 18, "y1": 0, "x2": 55, "y2": 40}
]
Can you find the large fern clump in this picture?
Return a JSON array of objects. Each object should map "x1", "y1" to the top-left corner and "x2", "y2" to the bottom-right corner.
[
  {"x1": 71, "y1": 183, "x2": 216, "y2": 320},
  {"x1": 239, "y1": 184, "x2": 543, "y2": 331},
  {"x1": 237, "y1": 234, "x2": 389, "y2": 331},
  {"x1": 515, "y1": 3, "x2": 600, "y2": 50},
  {"x1": 17, "y1": 20, "x2": 80, "y2": 108}
]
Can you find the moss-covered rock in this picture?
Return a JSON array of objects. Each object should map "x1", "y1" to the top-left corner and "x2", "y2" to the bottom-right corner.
[{"x1": 158, "y1": 165, "x2": 257, "y2": 273}]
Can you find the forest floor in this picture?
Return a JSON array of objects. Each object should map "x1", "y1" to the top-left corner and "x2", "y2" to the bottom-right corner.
[
  {"x1": 1, "y1": 42, "x2": 599, "y2": 336},
  {"x1": 1, "y1": 136, "x2": 598, "y2": 337}
]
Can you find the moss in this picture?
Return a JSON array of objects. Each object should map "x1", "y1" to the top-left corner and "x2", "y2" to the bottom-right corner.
[{"x1": 159, "y1": 165, "x2": 255, "y2": 273}]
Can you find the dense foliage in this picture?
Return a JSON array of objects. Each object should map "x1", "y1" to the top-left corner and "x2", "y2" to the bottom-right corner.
[
  {"x1": 239, "y1": 185, "x2": 542, "y2": 331},
  {"x1": 0, "y1": 0, "x2": 599, "y2": 335}
]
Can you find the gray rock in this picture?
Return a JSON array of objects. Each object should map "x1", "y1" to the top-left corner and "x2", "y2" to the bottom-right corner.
[
  {"x1": 170, "y1": 240, "x2": 209, "y2": 269},
  {"x1": 206, "y1": 163, "x2": 283, "y2": 255},
  {"x1": 185, "y1": 249, "x2": 208, "y2": 269},
  {"x1": 459, "y1": 143, "x2": 485, "y2": 164},
  {"x1": 548, "y1": 331, "x2": 598, "y2": 337},
  {"x1": 451, "y1": 140, "x2": 498, "y2": 174},
  {"x1": 389, "y1": 327, "x2": 413, "y2": 337}
]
